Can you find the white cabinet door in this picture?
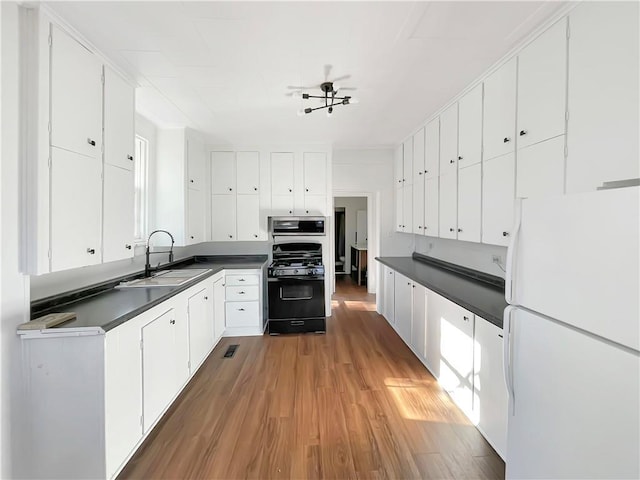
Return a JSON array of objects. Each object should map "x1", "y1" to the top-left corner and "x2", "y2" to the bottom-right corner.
[
  {"x1": 425, "y1": 289, "x2": 444, "y2": 377},
  {"x1": 516, "y1": 135, "x2": 565, "y2": 199},
  {"x1": 142, "y1": 309, "x2": 177, "y2": 432},
  {"x1": 236, "y1": 195, "x2": 261, "y2": 241},
  {"x1": 425, "y1": 117, "x2": 440, "y2": 179},
  {"x1": 383, "y1": 267, "x2": 395, "y2": 324},
  {"x1": 458, "y1": 84, "x2": 483, "y2": 168},
  {"x1": 402, "y1": 184, "x2": 413, "y2": 233},
  {"x1": 302, "y1": 195, "x2": 327, "y2": 216},
  {"x1": 236, "y1": 151, "x2": 260, "y2": 194},
  {"x1": 271, "y1": 195, "x2": 294, "y2": 216},
  {"x1": 482, "y1": 153, "x2": 515, "y2": 246},
  {"x1": 424, "y1": 177, "x2": 439, "y2": 237},
  {"x1": 402, "y1": 137, "x2": 413, "y2": 185},
  {"x1": 457, "y1": 164, "x2": 481, "y2": 243},
  {"x1": 413, "y1": 127, "x2": 425, "y2": 177},
  {"x1": 187, "y1": 136, "x2": 206, "y2": 191},
  {"x1": 174, "y1": 304, "x2": 190, "y2": 389},
  {"x1": 473, "y1": 317, "x2": 507, "y2": 459},
  {"x1": 440, "y1": 103, "x2": 459, "y2": 176},
  {"x1": 394, "y1": 273, "x2": 412, "y2": 344},
  {"x1": 271, "y1": 152, "x2": 295, "y2": 195},
  {"x1": 483, "y1": 58, "x2": 517, "y2": 161},
  {"x1": 187, "y1": 188, "x2": 205, "y2": 245},
  {"x1": 213, "y1": 276, "x2": 226, "y2": 341},
  {"x1": 188, "y1": 287, "x2": 213, "y2": 373},
  {"x1": 211, "y1": 151, "x2": 236, "y2": 194},
  {"x1": 103, "y1": 164, "x2": 134, "y2": 263},
  {"x1": 50, "y1": 147, "x2": 102, "y2": 272},
  {"x1": 438, "y1": 173, "x2": 457, "y2": 239},
  {"x1": 50, "y1": 25, "x2": 102, "y2": 159},
  {"x1": 411, "y1": 283, "x2": 427, "y2": 360},
  {"x1": 517, "y1": 18, "x2": 567, "y2": 149},
  {"x1": 104, "y1": 318, "x2": 142, "y2": 479},
  {"x1": 394, "y1": 144, "x2": 404, "y2": 187},
  {"x1": 412, "y1": 171, "x2": 424, "y2": 234},
  {"x1": 103, "y1": 67, "x2": 134, "y2": 171},
  {"x1": 395, "y1": 187, "x2": 403, "y2": 233},
  {"x1": 566, "y1": 2, "x2": 640, "y2": 193},
  {"x1": 439, "y1": 303, "x2": 474, "y2": 416},
  {"x1": 303, "y1": 152, "x2": 327, "y2": 195},
  {"x1": 211, "y1": 194, "x2": 237, "y2": 241}
]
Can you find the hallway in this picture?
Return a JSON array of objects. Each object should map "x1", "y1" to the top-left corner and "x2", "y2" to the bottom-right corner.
[{"x1": 118, "y1": 276, "x2": 504, "y2": 479}]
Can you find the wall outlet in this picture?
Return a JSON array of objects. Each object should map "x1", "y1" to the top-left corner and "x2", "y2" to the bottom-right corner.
[{"x1": 492, "y1": 255, "x2": 503, "y2": 265}]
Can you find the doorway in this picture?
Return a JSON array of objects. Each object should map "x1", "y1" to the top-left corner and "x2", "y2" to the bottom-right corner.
[{"x1": 334, "y1": 196, "x2": 368, "y2": 290}]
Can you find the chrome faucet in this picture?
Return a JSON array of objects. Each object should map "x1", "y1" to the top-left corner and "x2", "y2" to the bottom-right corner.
[{"x1": 145, "y1": 230, "x2": 175, "y2": 277}]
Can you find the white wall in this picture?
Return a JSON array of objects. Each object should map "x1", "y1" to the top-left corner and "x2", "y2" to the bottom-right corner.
[
  {"x1": 333, "y1": 148, "x2": 414, "y2": 296},
  {"x1": 334, "y1": 196, "x2": 367, "y2": 275},
  {"x1": 1, "y1": 3, "x2": 31, "y2": 476}
]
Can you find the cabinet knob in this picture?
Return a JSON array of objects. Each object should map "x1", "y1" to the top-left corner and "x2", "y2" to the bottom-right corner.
[
  {"x1": 238, "y1": 278, "x2": 245, "y2": 282},
  {"x1": 127, "y1": 155, "x2": 134, "y2": 161},
  {"x1": 412, "y1": 285, "x2": 415, "y2": 288},
  {"x1": 190, "y1": 179, "x2": 194, "y2": 183},
  {"x1": 519, "y1": 130, "x2": 527, "y2": 136},
  {"x1": 229, "y1": 187, "x2": 233, "y2": 192},
  {"x1": 398, "y1": 180, "x2": 402, "y2": 184},
  {"x1": 502, "y1": 231, "x2": 510, "y2": 237},
  {"x1": 87, "y1": 138, "x2": 96, "y2": 146},
  {"x1": 204, "y1": 296, "x2": 208, "y2": 300},
  {"x1": 449, "y1": 228, "x2": 454, "y2": 232},
  {"x1": 458, "y1": 156, "x2": 463, "y2": 160},
  {"x1": 190, "y1": 236, "x2": 194, "y2": 239},
  {"x1": 463, "y1": 316, "x2": 469, "y2": 322},
  {"x1": 457, "y1": 228, "x2": 462, "y2": 232},
  {"x1": 239, "y1": 291, "x2": 245, "y2": 295},
  {"x1": 86, "y1": 248, "x2": 95, "y2": 255},
  {"x1": 418, "y1": 226, "x2": 422, "y2": 229},
  {"x1": 305, "y1": 210, "x2": 309, "y2": 214},
  {"x1": 424, "y1": 170, "x2": 428, "y2": 174},
  {"x1": 305, "y1": 188, "x2": 309, "y2": 192},
  {"x1": 418, "y1": 171, "x2": 423, "y2": 175},
  {"x1": 125, "y1": 244, "x2": 132, "y2": 250},
  {"x1": 503, "y1": 137, "x2": 511, "y2": 143},
  {"x1": 228, "y1": 235, "x2": 233, "y2": 239},
  {"x1": 254, "y1": 187, "x2": 258, "y2": 191},
  {"x1": 288, "y1": 188, "x2": 292, "y2": 192},
  {"x1": 170, "y1": 319, "x2": 176, "y2": 325},
  {"x1": 289, "y1": 210, "x2": 293, "y2": 214},
  {"x1": 238, "y1": 308, "x2": 245, "y2": 312},
  {"x1": 254, "y1": 234, "x2": 258, "y2": 238},
  {"x1": 407, "y1": 282, "x2": 410, "y2": 286}
]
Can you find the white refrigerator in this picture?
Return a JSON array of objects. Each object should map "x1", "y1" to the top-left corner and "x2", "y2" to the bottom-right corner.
[{"x1": 503, "y1": 186, "x2": 640, "y2": 479}]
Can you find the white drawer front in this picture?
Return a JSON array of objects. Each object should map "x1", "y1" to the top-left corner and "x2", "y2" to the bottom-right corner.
[
  {"x1": 225, "y1": 301, "x2": 259, "y2": 327},
  {"x1": 226, "y1": 285, "x2": 259, "y2": 301},
  {"x1": 226, "y1": 274, "x2": 259, "y2": 286}
]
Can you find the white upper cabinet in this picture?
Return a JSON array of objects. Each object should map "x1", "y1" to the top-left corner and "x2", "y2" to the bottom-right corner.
[
  {"x1": 457, "y1": 164, "x2": 481, "y2": 243},
  {"x1": 394, "y1": 144, "x2": 404, "y2": 187},
  {"x1": 402, "y1": 185, "x2": 413, "y2": 234},
  {"x1": 424, "y1": 177, "x2": 439, "y2": 237},
  {"x1": 271, "y1": 152, "x2": 295, "y2": 195},
  {"x1": 395, "y1": 187, "x2": 404, "y2": 232},
  {"x1": 412, "y1": 128, "x2": 425, "y2": 234},
  {"x1": 211, "y1": 194, "x2": 237, "y2": 241},
  {"x1": 103, "y1": 67, "x2": 134, "y2": 171},
  {"x1": 425, "y1": 118, "x2": 440, "y2": 179},
  {"x1": 483, "y1": 58, "x2": 517, "y2": 161},
  {"x1": 302, "y1": 195, "x2": 327, "y2": 216},
  {"x1": 440, "y1": 103, "x2": 459, "y2": 176},
  {"x1": 566, "y1": 1, "x2": 640, "y2": 193},
  {"x1": 236, "y1": 194, "x2": 262, "y2": 240},
  {"x1": 236, "y1": 151, "x2": 260, "y2": 194},
  {"x1": 103, "y1": 164, "x2": 134, "y2": 263},
  {"x1": 303, "y1": 152, "x2": 327, "y2": 195},
  {"x1": 50, "y1": 25, "x2": 102, "y2": 159},
  {"x1": 402, "y1": 137, "x2": 414, "y2": 185},
  {"x1": 482, "y1": 152, "x2": 515, "y2": 246},
  {"x1": 211, "y1": 151, "x2": 236, "y2": 194},
  {"x1": 50, "y1": 148, "x2": 102, "y2": 271},
  {"x1": 517, "y1": 18, "x2": 568, "y2": 149},
  {"x1": 439, "y1": 172, "x2": 457, "y2": 239},
  {"x1": 187, "y1": 189, "x2": 206, "y2": 244},
  {"x1": 187, "y1": 136, "x2": 206, "y2": 191},
  {"x1": 413, "y1": 128, "x2": 425, "y2": 179},
  {"x1": 458, "y1": 84, "x2": 483, "y2": 168}
]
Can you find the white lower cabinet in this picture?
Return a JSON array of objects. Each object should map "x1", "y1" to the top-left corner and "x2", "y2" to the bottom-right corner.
[
  {"x1": 188, "y1": 285, "x2": 214, "y2": 374},
  {"x1": 224, "y1": 271, "x2": 264, "y2": 336},
  {"x1": 382, "y1": 266, "x2": 395, "y2": 324},
  {"x1": 213, "y1": 275, "x2": 226, "y2": 341},
  {"x1": 411, "y1": 283, "x2": 427, "y2": 359},
  {"x1": 473, "y1": 317, "x2": 508, "y2": 459},
  {"x1": 394, "y1": 273, "x2": 412, "y2": 343}
]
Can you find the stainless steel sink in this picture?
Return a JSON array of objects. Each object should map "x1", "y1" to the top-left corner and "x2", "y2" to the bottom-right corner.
[{"x1": 116, "y1": 268, "x2": 212, "y2": 288}]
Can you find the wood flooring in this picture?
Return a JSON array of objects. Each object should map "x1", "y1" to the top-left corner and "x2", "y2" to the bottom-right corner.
[{"x1": 118, "y1": 275, "x2": 505, "y2": 479}]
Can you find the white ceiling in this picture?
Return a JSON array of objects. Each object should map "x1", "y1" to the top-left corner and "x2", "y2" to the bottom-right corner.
[{"x1": 46, "y1": 1, "x2": 566, "y2": 147}]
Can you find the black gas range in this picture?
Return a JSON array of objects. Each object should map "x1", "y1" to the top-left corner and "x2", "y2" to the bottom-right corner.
[{"x1": 267, "y1": 242, "x2": 326, "y2": 334}]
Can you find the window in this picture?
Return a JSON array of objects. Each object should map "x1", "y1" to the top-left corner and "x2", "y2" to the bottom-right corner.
[{"x1": 134, "y1": 135, "x2": 149, "y2": 242}]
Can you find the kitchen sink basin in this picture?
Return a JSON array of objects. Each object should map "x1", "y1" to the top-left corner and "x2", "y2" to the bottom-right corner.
[{"x1": 116, "y1": 268, "x2": 212, "y2": 288}]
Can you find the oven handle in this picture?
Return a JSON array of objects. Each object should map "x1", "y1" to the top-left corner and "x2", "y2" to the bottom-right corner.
[
  {"x1": 268, "y1": 276, "x2": 325, "y2": 282},
  {"x1": 280, "y1": 289, "x2": 313, "y2": 301}
]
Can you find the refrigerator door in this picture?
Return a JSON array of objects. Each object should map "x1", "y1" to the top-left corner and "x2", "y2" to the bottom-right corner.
[
  {"x1": 509, "y1": 186, "x2": 639, "y2": 351},
  {"x1": 506, "y1": 306, "x2": 640, "y2": 479}
]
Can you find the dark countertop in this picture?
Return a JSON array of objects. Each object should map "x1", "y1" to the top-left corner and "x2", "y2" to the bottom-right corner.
[
  {"x1": 376, "y1": 254, "x2": 507, "y2": 328},
  {"x1": 28, "y1": 255, "x2": 268, "y2": 333}
]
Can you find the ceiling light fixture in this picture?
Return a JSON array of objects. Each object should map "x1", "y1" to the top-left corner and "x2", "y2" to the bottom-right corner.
[{"x1": 296, "y1": 81, "x2": 357, "y2": 116}]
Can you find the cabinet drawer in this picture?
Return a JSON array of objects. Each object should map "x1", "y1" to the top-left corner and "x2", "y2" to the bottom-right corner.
[
  {"x1": 226, "y1": 274, "x2": 259, "y2": 286},
  {"x1": 226, "y1": 285, "x2": 259, "y2": 301},
  {"x1": 225, "y1": 302, "x2": 260, "y2": 327}
]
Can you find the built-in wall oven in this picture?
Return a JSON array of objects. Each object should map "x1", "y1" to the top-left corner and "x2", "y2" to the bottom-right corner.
[{"x1": 267, "y1": 242, "x2": 326, "y2": 334}]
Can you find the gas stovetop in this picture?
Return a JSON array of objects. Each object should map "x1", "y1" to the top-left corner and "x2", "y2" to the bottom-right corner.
[{"x1": 268, "y1": 242, "x2": 324, "y2": 278}]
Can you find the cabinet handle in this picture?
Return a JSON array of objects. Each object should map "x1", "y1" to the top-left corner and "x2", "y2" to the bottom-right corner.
[
  {"x1": 502, "y1": 231, "x2": 510, "y2": 237},
  {"x1": 204, "y1": 296, "x2": 209, "y2": 300},
  {"x1": 238, "y1": 308, "x2": 245, "y2": 312},
  {"x1": 291, "y1": 320, "x2": 304, "y2": 326},
  {"x1": 449, "y1": 159, "x2": 454, "y2": 164},
  {"x1": 418, "y1": 171, "x2": 423, "y2": 175},
  {"x1": 458, "y1": 156, "x2": 463, "y2": 161},
  {"x1": 498, "y1": 334, "x2": 504, "y2": 338},
  {"x1": 87, "y1": 138, "x2": 96, "y2": 146},
  {"x1": 519, "y1": 130, "x2": 527, "y2": 136},
  {"x1": 127, "y1": 155, "x2": 134, "y2": 161},
  {"x1": 238, "y1": 278, "x2": 246, "y2": 282},
  {"x1": 288, "y1": 188, "x2": 292, "y2": 192},
  {"x1": 125, "y1": 244, "x2": 132, "y2": 250},
  {"x1": 424, "y1": 170, "x2": 428, "y2": 174},
  {"x1": 503, "y1": 137, "x2": 511, "y2": 143},
  {"x1": 86, "y1": 248, "x2": 95, "y2": 255},
  {"x1": 238, "y1": 291, "x2": 245, "y2": 294},
  {"x1": 463, "y1": 316, "x2": 469, "y2": 322},
  {"x1": 449, "y1": 228, "x2": 454, "y2": 232},
  {"x1": 170, "y1": 319, "x2": 176, "y2": 325},
  {"x1": 457, "y1": 228, "x2": 462, "y2": 232}
]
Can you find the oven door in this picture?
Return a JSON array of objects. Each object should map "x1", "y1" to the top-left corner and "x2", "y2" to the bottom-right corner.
[{"x1": 268, "y1": 277, "x2": 325, "y2": 320}]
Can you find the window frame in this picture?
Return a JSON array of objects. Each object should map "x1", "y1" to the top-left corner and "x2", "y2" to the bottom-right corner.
[{"x1": 133, "y1": 135, "x2": 149, "y2": 244}]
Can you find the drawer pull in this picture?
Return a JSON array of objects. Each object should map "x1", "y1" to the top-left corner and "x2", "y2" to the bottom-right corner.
[
  {"x1": 238, "y1": 291, "x2": 245, "y2": 294},
  {"x1": 204, "y1": 296, "x2": 209, "y2": 300},
  {"x1": 86, "y1": 248, "x2": 95, "y2": 255},
  {"x1": 291, "y1": 320, "x2": 304, "y2": 326},
  {"x1": 238, "y1": 308, "x2": 245, "y2": 312},
  {"x1": 87, "y1": 138, "x2": 96, "y2": 146},
  {"x1": 238, "y1": 278, "x2": 246, "y2": 282},
  {"x1": 125, "y1": 244, "x2": 132, "y2": 250},
  {"x1": 127, "y1": 155, "x2": 134, "y2": 161}
]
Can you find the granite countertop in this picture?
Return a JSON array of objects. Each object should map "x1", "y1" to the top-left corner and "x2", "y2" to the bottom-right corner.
[
  {"x1": 376, "y1": 254, "x2": 507, "y2": 328},
  {"x1": 28, "y1": 255, "x2": 268, "y2": 333}
]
